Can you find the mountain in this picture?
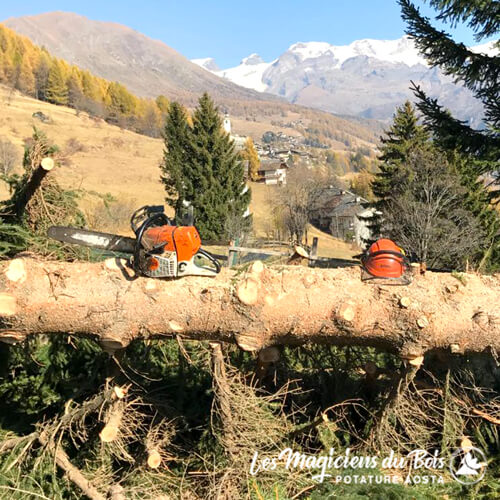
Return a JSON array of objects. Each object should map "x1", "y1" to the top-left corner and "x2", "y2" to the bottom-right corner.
[
  {"x1": 193, "y1": 37, "x2": 499, "y2": 124},
  {"x1": 191, "y1": 58, "x2": 220, "y2": 72},
  {"x1": 2, "y1": 12, "x2": 272, "y2": 104}
]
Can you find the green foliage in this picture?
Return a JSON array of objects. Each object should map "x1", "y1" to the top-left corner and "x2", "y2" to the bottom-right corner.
[
  {"x1": 161, "y1": 93, "x2": 251, "y2": 240},
  {"x1": 160, "y1": 101, "x2": 192, "y2": 215},
  {"x1": 0, "y1": 128, "x2": 88, "y2": 258},
  {"x1": 0, "y1": 336, "x2": 107, "y2": 429},
  {"x1": 399, "y1": 0, "x2": 500, "y2": 269}
]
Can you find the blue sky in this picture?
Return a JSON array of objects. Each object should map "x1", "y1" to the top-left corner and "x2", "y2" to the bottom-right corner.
[{"x1": 0, "y1": 1, "x2": 494, "y2": 68}]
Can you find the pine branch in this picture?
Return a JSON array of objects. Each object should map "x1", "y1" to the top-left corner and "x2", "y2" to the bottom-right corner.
[
  {"x1": 399, "y1": 0, "x2": 500, "y2": 98},
  {"x1": 410, "y1": 82, "x2": 500, "y2": 162},
  {"x1": 431, "y1": 0, "x2": 500, "y2": 41}
]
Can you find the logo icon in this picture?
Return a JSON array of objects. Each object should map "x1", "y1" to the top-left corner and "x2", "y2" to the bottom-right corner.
[{"x1": 449, "y1": 447, "x2": 487, "y2": 485}]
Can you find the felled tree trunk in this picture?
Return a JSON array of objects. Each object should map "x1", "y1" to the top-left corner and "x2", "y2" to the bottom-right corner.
[
  {"x1": 14, "y1": 157, "x2": 54, "y2": 218},
  {"x1": 1, "y1": 256, "x2": 499, "y2": 362}
]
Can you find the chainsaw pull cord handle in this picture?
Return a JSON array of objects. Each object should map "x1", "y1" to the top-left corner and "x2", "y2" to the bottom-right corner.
[{"x1": 133, "y1": 213, "x2": 170, "y2": 272}]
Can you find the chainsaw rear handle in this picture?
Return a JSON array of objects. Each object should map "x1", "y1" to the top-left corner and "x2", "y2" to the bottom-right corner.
[{"x1": 196, "y1": 248, "x2": 222, "y2": 274}]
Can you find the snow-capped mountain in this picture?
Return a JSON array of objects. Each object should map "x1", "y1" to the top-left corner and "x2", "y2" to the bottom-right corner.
[
  {"x1": 191, "y1": 57, "x2": 220, "y2": 72},
  {"x1": 192, "y1": 36, "x2": 498, "y2": 123}
]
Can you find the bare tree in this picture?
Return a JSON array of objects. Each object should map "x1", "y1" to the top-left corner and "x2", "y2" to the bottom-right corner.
[
  {"x1": 275, "y1": 166, "x2": 331, "y2": 245},
  {"x1": 0, "y1": 138, "x2": 19, "y2": 176},
  {"x1": 382, "y1": 147, "x2": 484, "y2": 269}
]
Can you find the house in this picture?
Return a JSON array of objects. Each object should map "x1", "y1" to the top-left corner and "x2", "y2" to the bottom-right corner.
[
  {"x1": 256, "y1": 159, "x2": 289, "y2": 185},
  {"x1": 310, "y1": 188, "x2": 375, "y2": 247}
]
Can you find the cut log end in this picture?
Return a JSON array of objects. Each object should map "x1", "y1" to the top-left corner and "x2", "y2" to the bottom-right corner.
[
  {"x1": 113, "y1": 385, "x2": 128, "y2": 400},
  {"x1": 168, "y1": 320, "x2": 184, "y2": 332},
  {"x1": 407, "y1": 355, "x2": 425, "y2": 368},
  {"x1": 100, "y1": 338, "x2": 127, "y2": 355},
  {"x1": 338, "y1": 302, "x2": 355, "y2": 322},
  {"x1": 40, "y1": 157, "x2": 55, "y2": 171},
  {"x1": 235, "y1": 332, "x2": 264, "y2": 352},
  {"x1": 147, "y1": 449, "x2": 162, "y2": 469},
  {"x1": 5, "y1": 259, "x2": 27, "y2": 284},
  {"x1": 236, "y1": 278, "x2": 259, "y2": 305},
  {"x1": 0, "y1": 294, "x2": 17, "y2": 316},
  {"x1": 249, "y1": 260, "x2": 264, "y2": 276},
  {"x1": 99, "y1": 426, "x2": 119, "y2": 443},
  {"x1": 0, "y1": 331, "x2": 27, "y2": 345},
  {"x1": 416, "y1": 317, "x2": 429, "y2": 329},
  {"x1": 399, "y1": 297, "x2": 411, "y2": 308}
]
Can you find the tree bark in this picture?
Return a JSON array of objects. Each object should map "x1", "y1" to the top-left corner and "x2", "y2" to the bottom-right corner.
[
  {"x1": 1, "y1": 257, "x2": 499, "y2": 360},
  {"x1": 14, "y1": 157, "x2": 54, "y2": 218}
]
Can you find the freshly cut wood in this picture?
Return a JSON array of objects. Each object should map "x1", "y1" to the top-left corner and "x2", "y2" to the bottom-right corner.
[
  {"x1": 40, "y1": 157, "x2": 55, "y2": 171},
  {"x1": 5, "y1": 259, "x2": 27, "y2": 284},
  {"x1": 14, "y1": 157, "x2": 55, "y2": 218},
  {"x1": 399, "y1": 297, "x2": 411, "y2": 308},
  {"x1": 147, "y1": 448, "x2": 162, "y2": 469},
  {"x1": 1, "y1": 258, "x2": 500, "y2": 359},
  {"x1": 236, "y1": 277, "x2": 259, "y2": 305},
  {"x1": 99, "y1": 401, "x2": 125, "y2": 443}
]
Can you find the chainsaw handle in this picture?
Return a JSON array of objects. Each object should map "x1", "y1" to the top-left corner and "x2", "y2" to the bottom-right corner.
[{"x1": 197, "y1": 248, "x2": 221, "y2": 274}]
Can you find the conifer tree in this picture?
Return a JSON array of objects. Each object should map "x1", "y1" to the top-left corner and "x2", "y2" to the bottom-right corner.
[
  {"x1": 368, "y1": 101, "x2": 429, "y2": 240},
  {"x1": 161, "y1": 93, "x2": 251, "y2": 240},
  {"x1": 399, "y1": 0, "x2": 500, "y2": 269},
  {"x1": 399, "y1": 0, "x2": 499, "y2": 161},
  {"x1": 45, "y1": 60, "x2": 68, "y2": 105},
  {"x1": 160, "y1": 101, "x2": 192, "y2": 213},
  {"x1": 241, "y1": 137, "x2": 260, "y2": 181},
  {"x1": 189, "y1": 93, "x2": 250, "y2": 240}
]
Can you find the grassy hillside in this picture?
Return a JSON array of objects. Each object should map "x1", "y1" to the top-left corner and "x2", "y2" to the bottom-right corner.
[
  {"x1": 0, "y1": 84, "x2": 360, "y2": 257},
  {"x1": 0, "y1": 84, "x2": 165, "y2": 209}
]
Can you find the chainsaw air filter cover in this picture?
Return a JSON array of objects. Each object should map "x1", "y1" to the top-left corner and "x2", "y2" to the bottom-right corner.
[{"x1": 361, "y1": 239, "x2": 412, "y2": 286}]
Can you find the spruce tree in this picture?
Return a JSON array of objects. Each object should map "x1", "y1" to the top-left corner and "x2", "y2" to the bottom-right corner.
[
  {"x1": 160, "y1": 101, "x2": 192, "y2": 214},
  {"x1": 399, "y1": 0, "x2": 500, "y2": 269},
  {"x1": 399, "y1": 0, "x2": 499, "y2": 160},
  {"x1": 368, "y1": 101, "x2": 429, "y2": 240},
  {"x1": 190, "y1": 93, "x2": 250, "y2": 240},
  {"x1": 166, "y1": 93, "x2": 250, "y2": 240}
]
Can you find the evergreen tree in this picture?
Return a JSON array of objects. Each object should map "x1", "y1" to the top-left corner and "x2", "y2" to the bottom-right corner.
[
  {"x1": 161, "y1": 93, "x2": 251, "y2": 240},
  {"x1": 399, "y1": 1, "x2": 500, "y2": 268},
  {"x1": 368, "y1": 101, "x2": 429, "y2": 240},
  {"x1": 160, "y1": 101, "x2": 192, "y2": 214},
  {"x1": 399, "y1": 0, "x2": 500, "y2": 161},
  {"x1": 189, "y1": 93, "x2": 250, "y2": 240},
  {"x1": 45, "y1": 59, "x2": 68, "y2": 105}
]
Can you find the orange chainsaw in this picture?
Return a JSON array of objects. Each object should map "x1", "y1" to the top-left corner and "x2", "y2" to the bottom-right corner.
[{"x1": 48, "y1": 205, "x2": 221, "y2": 278}]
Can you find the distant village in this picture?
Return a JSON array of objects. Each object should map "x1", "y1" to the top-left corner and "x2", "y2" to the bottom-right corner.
[{"x1": 225, "y1": 115, "x2": 374, "y2": 247}]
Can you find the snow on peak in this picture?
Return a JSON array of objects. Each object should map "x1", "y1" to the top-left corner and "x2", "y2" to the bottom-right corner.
[
  {"x1": 288, "y1": 41, "x2": 334, "y2": 60},
  {"x1": 470, "y1": 40, "x2": 499, "y2": 56},
  {"x1": 286, "y1": 36, "x2": 426, "y2": 67},
  {"x1": 191, "y1": 57, "x2": 220, "y2": 72},
  {"x1": 241, "y1": 53, "x2": 264, "y2": 65}
]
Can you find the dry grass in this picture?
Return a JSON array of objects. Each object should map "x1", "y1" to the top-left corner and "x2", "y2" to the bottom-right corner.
[{"x1": 0, "y1": 85, "x2": 165, "y2": 209}]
